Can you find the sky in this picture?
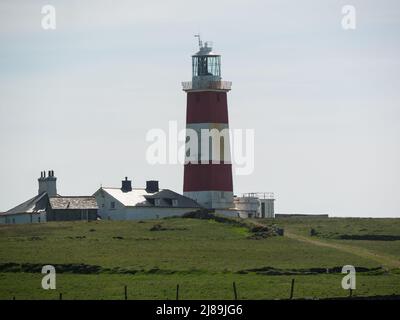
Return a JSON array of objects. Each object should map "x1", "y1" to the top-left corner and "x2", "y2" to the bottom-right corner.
[{"x1": 0, "y1": 0, "x2": 399, "y2": 217}]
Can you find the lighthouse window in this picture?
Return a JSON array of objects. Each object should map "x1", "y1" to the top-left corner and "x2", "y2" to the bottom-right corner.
[{"x1": 192, "y1": 56, "x2": 221, "y2": 77}]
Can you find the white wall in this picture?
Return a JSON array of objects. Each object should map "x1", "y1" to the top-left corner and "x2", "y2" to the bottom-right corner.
[
  {"x1": 184, "y1": 190, "x2": 233, "y2": 209},
  {"x1": 95, "y1": 190, "x2": 126, "y2": 220},
  {"x1": 0, "y1": 212, "x2": 47, "y2": 224},
  {"x1": 125, "y1": 207, "x2": 196, "y2": 220},
  {"x1": 259, "y1": 199, "x2": 275, "y2": 218}
]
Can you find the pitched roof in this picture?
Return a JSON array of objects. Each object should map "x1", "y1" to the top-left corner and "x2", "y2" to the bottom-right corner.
[
  {"x1": 49, "y1": 196, "x2": 98, "y2": 210},
  {"x1": 96, "y1": 188, "x2": 201, "y2": 209},
  {"x1": 3, "y1": 193, "x2": 49, "y2": 216}
]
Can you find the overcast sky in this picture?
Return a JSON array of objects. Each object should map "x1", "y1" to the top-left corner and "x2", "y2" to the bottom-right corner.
[{"x1": 0, "y1": 0, "x2": 399, "y2": 217}]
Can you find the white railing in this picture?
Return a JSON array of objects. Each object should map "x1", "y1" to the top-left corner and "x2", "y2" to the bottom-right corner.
[
  {"x1": 242, "y1": 192, "x2": 275, "y2": 200},
  {"x1": 182, "y1": 80, "x2": 232, "y2": 91}
]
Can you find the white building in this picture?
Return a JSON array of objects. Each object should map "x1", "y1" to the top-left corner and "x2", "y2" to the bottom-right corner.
[
  {"x1": 233, "y1": 192, "x2": 275, "y2": 219},
  {"x1": 0, "y1": 171, "x2": 98, "y2": 224},
  {"x1": 0, "y1": 192, "x2": 48, "y2": 224},
  {"x1": 0, "y1": 171, "x2": 56, "y2": 224},
  {"x1": 93, "y1": 178, "x2": 202, "y2": 220}
]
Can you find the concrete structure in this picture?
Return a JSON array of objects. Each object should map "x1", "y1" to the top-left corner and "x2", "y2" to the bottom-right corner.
[
  {"x1": 0, "y1": 171, "x2": 98, "y2": 224},
  {"x1": 182, "y1": 37, "x2": 233, "y2": 210},
  {"x1": 233, "y1": 192, "x2": 275, "y2": 219},
  {"x1": 93, "y1": 177, "x2": 202, "y2": 220}
]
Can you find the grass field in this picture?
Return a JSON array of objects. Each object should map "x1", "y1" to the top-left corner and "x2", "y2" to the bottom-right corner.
[{"x1": 0, "y1": 216, "x2": 399, "y2": 300}]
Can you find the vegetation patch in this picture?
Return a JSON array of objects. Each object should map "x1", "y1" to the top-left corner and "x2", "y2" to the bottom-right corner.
[
  {"x1": 28, "y1": 236, "x2": 44, "y2": 241},
  {"x1": 239, "y1": 266, "x2": 385, "y2": 276},
  {"x1": 66, "y1": 236, "x2": 86, "y2": 240},
  {"x1": 149, "y1": 224, "x2": 188, "y2": 232},
  {"x1": 247, "y1": 224, "x2": 284, "y2": 239},
  {"x1": 182, "y1": 209, "x2": 284, "y2": 239},
  {"x1": 337, "y1": 234, "x2": 400, "y2": 241},
  {"x1": 0, "y1": 262, "x2": 103, "y2": 274},
  {"x1": 0, "y1": 262, "x2": 194, "y2": 275},
  {"x1": 310, "y1": 229, "x2": 400, "y2": 241}
]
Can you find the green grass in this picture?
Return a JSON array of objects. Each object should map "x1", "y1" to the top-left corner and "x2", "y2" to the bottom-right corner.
[
  {"x1": 266, "y1": 217, "x2": 400, "y2": 238},
  {"x1": 261, "y1": 217, "x2": 400, "y2": 265},
  {"x1": 1, "y1": 272, "x2": 399, "y2": 300},
  {"x1": 0, "y1": 217, "x2": 399, "y2": 299}
]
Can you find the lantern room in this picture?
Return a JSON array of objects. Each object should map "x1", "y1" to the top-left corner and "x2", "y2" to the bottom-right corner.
[{"x1": 192, "y1": 37, "x2": 221, "y2": 80}]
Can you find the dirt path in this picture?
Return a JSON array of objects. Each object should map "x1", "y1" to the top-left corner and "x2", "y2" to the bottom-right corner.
[{"x1": 285, "y1": 230, "x2": 400, "y2": 269}]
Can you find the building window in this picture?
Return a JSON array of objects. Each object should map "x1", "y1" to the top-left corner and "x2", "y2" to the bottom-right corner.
[
  {"x1": 155, "y1": 199, "x2": 161, "y2": 206},
  {"x1": 12, "y1": 218, "x2": 15, "y2": 224},
  {"x1": 172, "y1": 199, "x2": 178, "y2": 207},
  {"x1": 110, "y1": 202, "x2": 115, "y2": 209}
]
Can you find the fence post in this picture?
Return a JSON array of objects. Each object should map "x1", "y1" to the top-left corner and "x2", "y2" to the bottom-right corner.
[
  {"x1": 124, "y1": 285, "x2": 128, "y2": 300},
  {"x1": 289, "y1": 279, "x2": 295, "y2": 300},
  {"x1": 59, "y1": 293, "x2": 63, "y2": 300},
  {"x1": 176, "y1": 284, "x2": 179, "y2": 300},
  {"x1": 233, "y1": 282, "x2": 238, "y2": 300}
]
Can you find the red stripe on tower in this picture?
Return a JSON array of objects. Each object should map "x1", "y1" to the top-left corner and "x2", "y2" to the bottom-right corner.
[
  {"x1": 184, "y1": 163, "x2": 233, "y2": 191},
  {"x1": 182, "y1": 38, "x2": 234, "y2": 209},
  {"x1": 186, "y1": 92, "x2": 229, "y2": 124}
]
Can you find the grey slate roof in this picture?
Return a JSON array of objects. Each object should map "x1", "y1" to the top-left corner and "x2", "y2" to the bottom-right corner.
[
  {"x1": 97, "y1": 188, "x2": 202, "y2": 209},
  {"x1": 2, "y1": 193, "x2": 49, "y2": 216},
  {"x1": 49, "y1": 197, "x2": 98, "y2": 210},
  {"x1": 145, "y1": 189, "x2": 202, "y2": 208}
]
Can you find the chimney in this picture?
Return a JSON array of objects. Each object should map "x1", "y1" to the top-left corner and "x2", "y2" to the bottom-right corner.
[
  {"x1": 121, "y1": 177, "x2": 132, "y2": 192},
  {"x1": 146, "y1": 180, "x2": 159, "y2": 193},
  {"x1": 38, "y1": 170, "x2": 57, "y2": 196}
]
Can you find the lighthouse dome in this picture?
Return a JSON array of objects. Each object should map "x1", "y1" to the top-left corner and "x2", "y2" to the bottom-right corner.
[{"x1": 193, "y1": 41, "x2": 219, "y2": 57}]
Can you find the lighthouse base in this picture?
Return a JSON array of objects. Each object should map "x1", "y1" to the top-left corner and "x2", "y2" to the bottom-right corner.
[{"x1": 183, "y1": 191, "x2": 233, "y2": 209}]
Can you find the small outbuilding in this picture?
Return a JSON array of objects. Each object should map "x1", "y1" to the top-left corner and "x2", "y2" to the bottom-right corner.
[
  {"x1": 233, "y1": 192, "x2": 275, "y2": 219},
  {"x1": 47, "y1": 196, "x2": 98, "y2": 221}
]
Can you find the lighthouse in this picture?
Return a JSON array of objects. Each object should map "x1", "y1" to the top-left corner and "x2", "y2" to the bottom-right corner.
[{"x1": 182, "y1": 36, "x2": 234, "y2": 209}]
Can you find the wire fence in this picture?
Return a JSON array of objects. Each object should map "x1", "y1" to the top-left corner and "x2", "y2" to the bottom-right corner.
[{"x1": 10, "y1": 278, "x2": 369, "y2": 300}]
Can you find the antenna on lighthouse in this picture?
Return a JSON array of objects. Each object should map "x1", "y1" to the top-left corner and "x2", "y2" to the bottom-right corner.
[{"x1": 194, "y1": 34, "x2": 202, "y2": 48}]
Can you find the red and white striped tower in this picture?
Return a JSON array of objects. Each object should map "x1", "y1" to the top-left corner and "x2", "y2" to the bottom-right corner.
[{"x1": 182, "y1": 37, "x2": 233, "y2": 209}]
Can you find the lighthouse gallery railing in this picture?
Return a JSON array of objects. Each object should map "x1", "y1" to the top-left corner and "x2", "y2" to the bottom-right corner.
[{"x1": 182, "y1": 80, "x2": 232, "y2": 91}]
